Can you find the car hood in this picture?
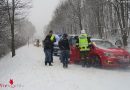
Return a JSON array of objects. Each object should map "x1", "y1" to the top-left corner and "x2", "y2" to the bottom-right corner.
[{"x1": 98, "y1": 47, "x2": 129, "y2": 55}]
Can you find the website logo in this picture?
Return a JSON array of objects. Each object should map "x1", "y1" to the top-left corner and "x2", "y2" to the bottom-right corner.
[{"x1": 0, "y1": 79, "x2": 24, "y2": 88}]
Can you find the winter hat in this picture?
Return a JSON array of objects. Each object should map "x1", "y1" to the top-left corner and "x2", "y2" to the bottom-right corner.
[
  {"x1": 63, "y1": 33, "x2": 68, "y2": 37},
  {"x1": 81, "y1": 30, "x2": 86, "y2": 34}
]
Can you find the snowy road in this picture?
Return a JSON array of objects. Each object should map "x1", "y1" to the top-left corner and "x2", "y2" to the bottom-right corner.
[{"x1": 0, "y1": 45, "x2": 130, "y2": 90}]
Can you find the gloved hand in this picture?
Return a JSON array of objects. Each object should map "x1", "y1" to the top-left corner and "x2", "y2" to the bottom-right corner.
[
  {"x1": 76, "y1": 45, "x2": 79, "y2": 48},
  {"x1": 89, "y1": 44, "x2": 95, "y2": 49},
  {"x1": 87, "y1": 44, "x2": 92, "y2": 48}
]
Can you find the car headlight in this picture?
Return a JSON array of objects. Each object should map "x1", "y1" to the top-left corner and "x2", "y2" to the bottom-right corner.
[{"x1": 104, "y1": 52, "x2": 115, "y2": 58}]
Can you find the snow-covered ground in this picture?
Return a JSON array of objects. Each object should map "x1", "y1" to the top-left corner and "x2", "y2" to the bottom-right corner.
[{"x1": 0, "y1": 45, "x2": 130, "y2": 90}]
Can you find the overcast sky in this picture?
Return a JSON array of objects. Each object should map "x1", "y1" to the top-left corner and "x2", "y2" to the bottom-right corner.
[{"x1": 29, "y1": 0, "x2": 60, "y2": 36}]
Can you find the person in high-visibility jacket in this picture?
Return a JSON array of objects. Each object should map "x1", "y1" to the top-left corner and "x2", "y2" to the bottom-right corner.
[
  {"x1": 76, "y1": 30, "x2": 92, "y2": 67},
  {"x1": 49, "y1": 31, "x2": 56, "y2": 63},
  {"x1": 43, "y1": 30, "x2": 56, "y2": 66}
]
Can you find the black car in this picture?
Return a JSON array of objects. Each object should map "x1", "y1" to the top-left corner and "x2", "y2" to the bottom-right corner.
[
  {"x1": 53, "y1": 34, "x2": 78, "y2": 56},
  {"x1": 53, "y1": 34, "x2": 62, "y2": 56},
  {"x1": 53, "y1": 44, "x2": 61, "y2": 56}
]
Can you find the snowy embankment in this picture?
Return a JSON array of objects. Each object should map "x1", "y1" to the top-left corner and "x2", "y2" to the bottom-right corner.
[{"x1": 0, "y1": 45, "x2": 130, "y2": 90}]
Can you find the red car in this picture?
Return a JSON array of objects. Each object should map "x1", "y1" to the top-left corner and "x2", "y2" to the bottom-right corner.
[{"x1": 70, "y1": 38, "x2": 130, "y2": 68}]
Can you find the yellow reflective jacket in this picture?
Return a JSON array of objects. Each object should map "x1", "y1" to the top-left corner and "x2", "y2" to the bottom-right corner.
[
  {"x1": 50, "y1": 34, "x2": 56, "y2": 43},
  {"x1": 78, "y1": 34, "x2": 90, "y2": 51}
]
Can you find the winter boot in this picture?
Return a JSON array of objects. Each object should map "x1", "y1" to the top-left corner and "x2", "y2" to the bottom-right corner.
[
  {"x1": 86, "y1": 60, "x2": 91, "y2": 67},
  {"x1": 65, "y1": 62, "x2": 68, "y2": 68},
  {"x1": 45, "y1": 61, "x2": 47, "y2": 66},
  {"x1": 81, "y1": 60, "x2": 86, "y2": 67},
  {"x1": 49, "y1": 62, "x2": 53, "y2": 66},
  {"x1": 63, "y1": 63, "x2": 66, "y2": 68}
]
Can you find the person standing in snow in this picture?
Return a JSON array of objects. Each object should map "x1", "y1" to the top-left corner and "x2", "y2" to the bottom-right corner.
[
  {"x1": 58, "y1": 33, "x2": 70, "y2": 68},
  {"x1": 49, "y1": 31, "x2": 56, "y2": 63},
  {"x1": 43, "y1": 36, "x2": 52, "y2": 66},
  {"x1": 43, "y1": 31, "x2": 56, "y2": 66},
  {"x1": 75, "y1": 30, "x2": 92, "y2": 67}
]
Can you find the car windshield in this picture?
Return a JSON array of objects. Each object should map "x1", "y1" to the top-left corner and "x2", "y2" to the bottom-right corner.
[
  {"x1": 92, "y1": 40, "x2": 117, "y2": 49},
  {"x1": 68, "y1": 36, "x2": 77, "y2": 45}
]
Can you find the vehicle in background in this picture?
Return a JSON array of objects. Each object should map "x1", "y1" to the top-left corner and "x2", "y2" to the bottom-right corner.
[
  {"x1": 53, "y1": 34, "x2": 62, "y2": 56},
  {"x1": 34, "y1": 39, "x2": 41, "y2": 47}
]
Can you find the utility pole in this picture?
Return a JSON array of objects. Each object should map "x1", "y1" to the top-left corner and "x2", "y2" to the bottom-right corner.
[{"x1": 81, "y1": 0, "x2": 85, "y2": 30}]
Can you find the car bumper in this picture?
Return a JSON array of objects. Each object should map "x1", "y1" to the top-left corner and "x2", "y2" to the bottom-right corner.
[
  {"x1": 101, "y1": 57, "x2": 130, "y2": 68},
  {"x1": 53, "y1": 48, "x2": 60, "y2": 55}
]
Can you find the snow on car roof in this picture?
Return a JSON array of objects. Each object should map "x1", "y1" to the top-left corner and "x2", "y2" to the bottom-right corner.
[
  {"x1": 91, "y1": 38, "x2": 116, "y2": 46},
  {"x1": 91, "y1": 38, "x2": 104, "y2": 41},
  {"x1": 91, "y1": 38, "x2": 113, "y2": 43},
  {"x1": 68, "y1": 34, "x2": 78, "y2": 37}
]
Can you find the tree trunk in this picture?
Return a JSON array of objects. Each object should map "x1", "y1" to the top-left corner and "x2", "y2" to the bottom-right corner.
[
  {"x1": 79, "y1": 15, "x2": 83, "y2": 30},
  {"x1": 11, "y1": 0, "x2": 15, "y2": 57},
  {"x1": 11, "y1": 24, "x2": 15, "y2": 57},
  {"x1": 97, "y1": 6, "x2": 103, "y2": 39},
  {"x1": 78, "y1": 2, "x2": 83, "y2": 30}
]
